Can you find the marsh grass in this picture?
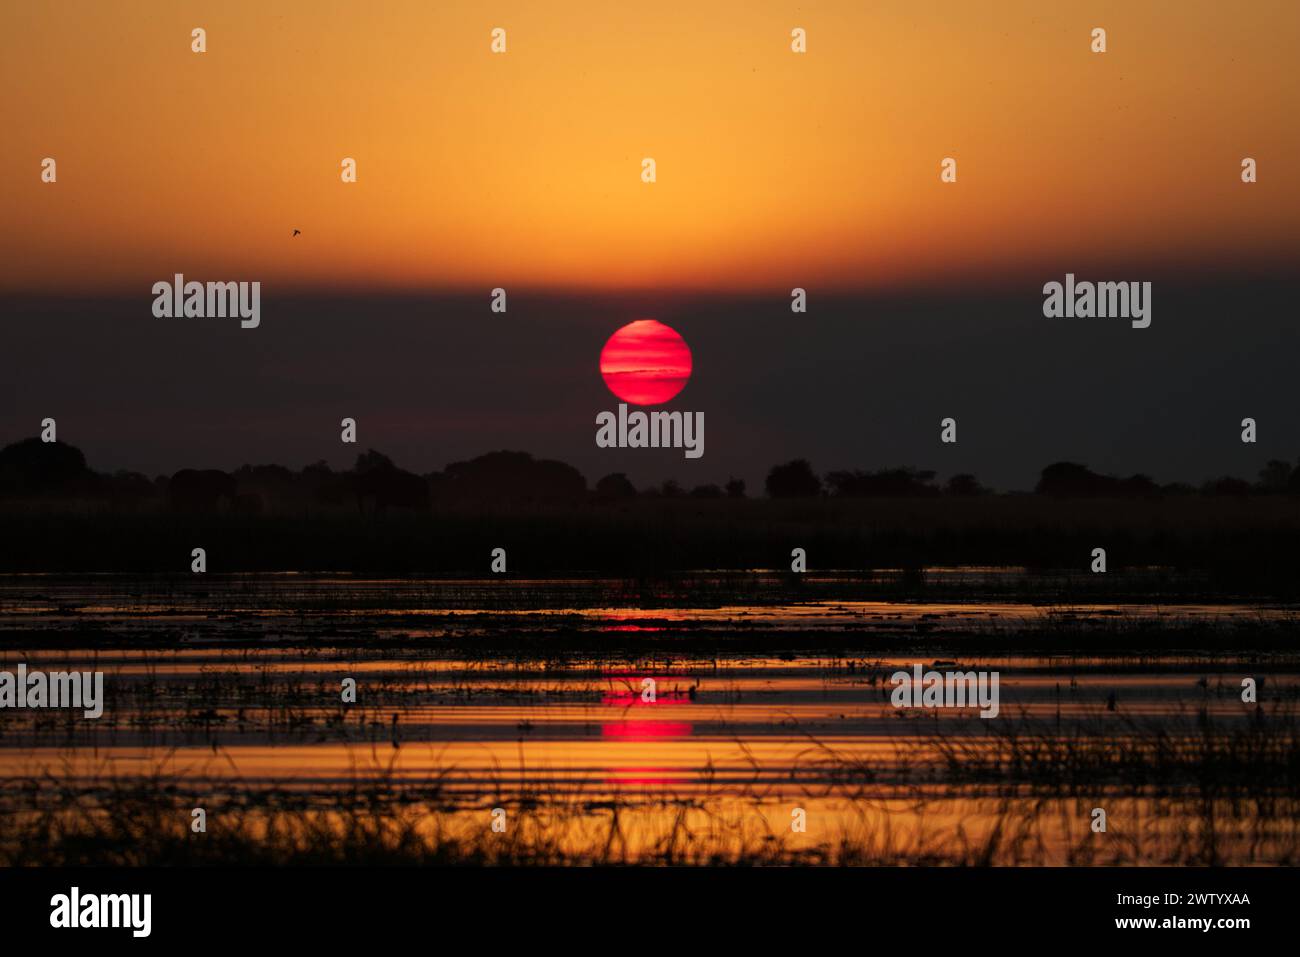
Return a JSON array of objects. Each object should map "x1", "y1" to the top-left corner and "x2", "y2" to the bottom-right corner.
[{"x1": 6, "y1": 708, "x2": 1300, "y2": 866}]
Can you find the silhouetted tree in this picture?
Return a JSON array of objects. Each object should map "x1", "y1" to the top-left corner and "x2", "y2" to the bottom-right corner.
[
  {"x1": 725, "y1": 477, "x2": 746, "y2": 499},
  {"x1": 595, "y1": 472, "x2": 637, "y2": 501},
  {"x1": 103, "y1": 470, "x2": 156, "y2": 508},
  {"x1": 659, "y1": 479, "x2": 683, "y2": 498},
  {"x1": 1115, "y1": 473, "x2": 1158, "y2": 496},
  {"x1": 351, "y1": 450, "x2": 429, "y2": 513},
  {"x1": 765, "y1": 459, "x2": 821, "y2": 498},
  {"x1": 441, "y1": 451, "x2": 585, "y2": 503},
  {"x1": 1202, "y1": 476, "x2": 1253, "y2": 496},
  {"x1": 1259, "y1": 459, "x2": 1294, "y2": 491},
  {"x1": 169, "y1": 469, "x2": 238, "y2": 513},
  {"x1": 1036, "y1": 462, "x2": 1114, "y2": 496},
  {"x1": 689, "y1": 483, "x2": 723, "y2": 499},
  {"x1": 825, "y1": 468, "x2": 938, "y2": 497},
  {"x1": 355, "y1": 449, "x2": 396, "y2": 474},
  {"x1": 944, "y1": 473, "x2": 985, "y2": 496},
  {"x1": 301, "y1": 460, "x2": 350, "y2": 507},
  {"x1": 0, "y1": 438, "x2": 93, "y2": 497},
  {"x1": 1038, "y1": 462, "x2": 1171, "y2": 496},
  {"x1": 233, "y1": 463, "x2": 297, "y2": 513}
]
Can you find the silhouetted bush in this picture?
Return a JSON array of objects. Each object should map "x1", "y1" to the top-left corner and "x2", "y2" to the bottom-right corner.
[
  {"x1": 765, "y1": 459, "x2": 821, "y2": 498},
  {"x1": 825, "y1": 468, "x2": 938, "y2": 497},
  {"x1": 169, "y1": 469, "x2": 238, "y2": 513},
  {"x1": 1259, "y1": 459, "x2": 1297, "y2": 492},
  {"x1": 945, "y1": 473, "x2": 985, "y2": 496},
  {"x1": 0, "y1": 438, "x2": 93, "y2": 497},
  {"x1": 1036, "y1": 462, "x2": 1113, "y2": 495},
  {"x1": 440, "y1": 450, "x2": 586, "y2": 504},
  {"x1": 1202, "y1": 476, "x2": 1253, "y2": 496},
  {"x1": 351, "y1": 450, "x2": 429, "y2": 513},
  {"x1": 595, "y1": 473, "x2": 637, "y2": 501}
]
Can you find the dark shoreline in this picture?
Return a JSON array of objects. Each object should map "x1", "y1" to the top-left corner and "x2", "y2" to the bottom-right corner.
[{"x1": 3, "y1": 494, "x2": 1300, "y2": 592}]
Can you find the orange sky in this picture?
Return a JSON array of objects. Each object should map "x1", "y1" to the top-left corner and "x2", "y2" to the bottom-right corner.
[{"x1": 2, "y1": 0, "x2": 1297, "y2": 294}]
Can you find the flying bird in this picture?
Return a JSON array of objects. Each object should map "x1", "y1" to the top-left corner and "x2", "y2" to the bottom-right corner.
[{"x1": 291, "y1": 229, "x2": 301, "y2": 237}]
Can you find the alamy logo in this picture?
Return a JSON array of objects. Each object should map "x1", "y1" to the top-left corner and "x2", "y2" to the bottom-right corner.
[
  {"x1": 50, "y1": 887, "x2": 151, "y2": 937},
  {"x1": 596, "y1": 405, "x2": 703, "y2": 459},
  {"x1": 595, "y1": 319, "x2": 703, "y2": 458},
  {"x1": 890, "y1": 664, "x2": 1000, "y2": 718},
  {"x1": 152, "y1": 273, "x2": 261, "y2": 328},
  {"x1": 1042, "y1": 273, "x2": 1151, "y2": 328},
  {"x1": 0, "y1": 663, "x2": 103, "y2": 718}
]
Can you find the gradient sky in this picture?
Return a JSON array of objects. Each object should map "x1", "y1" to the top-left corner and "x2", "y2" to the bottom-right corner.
[
  {"x1": 2, "y1": 2, "x2": 1298, "y2": 491},
  {"x1": 2, "y1": 0, "x2": 1298, "y2": 293}
]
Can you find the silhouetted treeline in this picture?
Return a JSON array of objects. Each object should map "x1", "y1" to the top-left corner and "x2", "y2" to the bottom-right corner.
[
  {"x1": 4, "y1": 438, "x2": 1300, "y2": 513},
  {"x1": 762, "y1": 457, "x2": 1300, "y2": 500},
  {"x1": 0, "y1": 439, "x2": 588, "y2": 514},
  {"x1": 6, "y1": 439, "x2": 1300, "y2": 588}
]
